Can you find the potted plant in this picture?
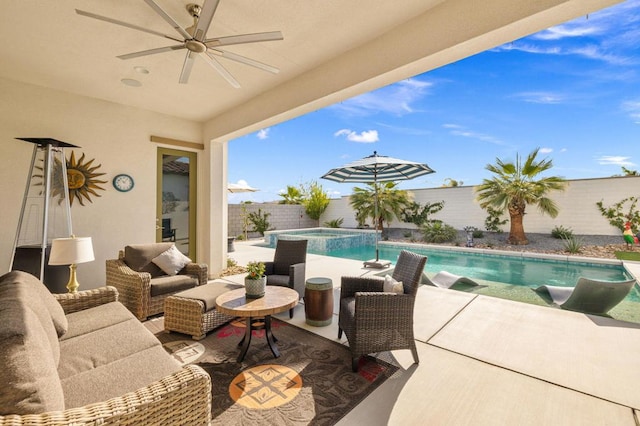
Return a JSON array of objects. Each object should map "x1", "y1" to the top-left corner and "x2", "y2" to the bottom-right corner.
[{"x1": 245, "y1": 261, "x2": 266, "y2": 298}]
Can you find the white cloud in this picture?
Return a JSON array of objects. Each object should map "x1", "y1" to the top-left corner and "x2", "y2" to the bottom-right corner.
[
  {"x1": 533, "y1": 24, "x2": 603, "y2": 41},
  {"x1": 331, "y1": 78, "x2": 433, "y2": 116},
  {"x1": 257, "y1": 128, "x2": 270, "y2": 139},
  {"x1": 539, "y1": 148, "x2": 553, "y2": 154},
  {"x1": 513, "y1": 91, "x2": 565, "y2": 104},
  {"x1": 596, "y1": 156, "x2": 636, "y2": 166},
  {"x1": 334, "y1": 129, "x2": 379, "y2": 143},
  {"x1": 621, "y1": 100, "x2": 640, "y2": 123},
  {"x1": 445, "y1": 124, "x2": 504, "y2": 146}
]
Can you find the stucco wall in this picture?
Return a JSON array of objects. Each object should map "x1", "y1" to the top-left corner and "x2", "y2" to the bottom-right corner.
[
  {"x1": 0, "y1": 78, "x2": 203, "y2": 288},
  {"x1": 320, "y1": 176, "x2": 640, "y2": 236}
]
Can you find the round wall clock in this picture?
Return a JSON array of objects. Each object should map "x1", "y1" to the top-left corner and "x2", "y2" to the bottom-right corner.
[{"x1": 113, "y1": 174, "x2": 134, "y2": 192}]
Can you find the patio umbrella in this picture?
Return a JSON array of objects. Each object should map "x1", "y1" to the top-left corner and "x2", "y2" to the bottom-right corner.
[
  {"x1": 227, "y1": 182, "x2": 259, "y2": 193},
  {"x1": 321, "y1": 151, "x2": 435, "y2": 268}
]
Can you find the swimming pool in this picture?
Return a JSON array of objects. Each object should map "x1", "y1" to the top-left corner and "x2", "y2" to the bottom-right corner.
[{"x1": 318, "y1": 242, "x2": 640, "y2": 323}]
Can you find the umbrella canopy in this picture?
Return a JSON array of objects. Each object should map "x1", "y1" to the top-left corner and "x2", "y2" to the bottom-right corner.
[
  {"x1": 227, "y1": 182, "x2": 259, "y2": 193},
  {"x1": 321, "y1": 151, "x2": 435, "y2": 184},
  {"x1": 321, "y1": 151, "x2": 435, "y2": 267}
]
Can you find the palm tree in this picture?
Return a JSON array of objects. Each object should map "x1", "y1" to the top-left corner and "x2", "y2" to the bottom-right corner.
[
  {"x1": 279, "y1": 185, "x2": 303, "y2": 204},
  {"x1": 349, "y1": 182, "x2": 412, "y2": 232},
  {"x1": 475, "y1": 148, "x2": 567, "y2": 245}
]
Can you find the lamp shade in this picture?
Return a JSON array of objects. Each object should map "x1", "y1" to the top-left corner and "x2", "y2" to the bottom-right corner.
[{"x1": 48, "y1": 237, "x2": 95, "y2": 265}]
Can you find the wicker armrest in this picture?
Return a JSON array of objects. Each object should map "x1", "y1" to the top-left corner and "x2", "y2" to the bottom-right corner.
[
  {"x1": 0, "y1": 365, "x2": 211, "y2": 426},
  {"x1": 354, "y1": 292, "x2": 414, "y2": 310},
  {"x1": 290, "y1": 263, "x2": 306, "y2": 297},
  {"x1": 54, "y1": 286, "x2": 119, "y2": 315},
  {"x1": 184, "y1": 262, "x2": 208, "y2": 286},
  {"x1": 340, "y1": 276, "x2": 384, "y2": 298},
  {"x1": 106, "y1": 258, "x2": 151, "y2": 320}
]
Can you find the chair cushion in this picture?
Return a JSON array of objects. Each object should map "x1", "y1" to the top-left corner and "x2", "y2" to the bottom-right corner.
[
  {"x1": 0, "y1": 304, "x2": 65, "y2": 415},
  {"x1": 267, "y1": 275, "x2": 290, "y2": 287},
  {"x1": 340, "y1": 296, "x2": 356, "y2": 321},
  {"x1": 150, "y1": 275, "x2": 198, "y2": 297},
  {"x1": 152, "y1": 245, "x2": 192, "y2": 276},
  {"x1": 124, "y1": 243, "x2": 174, "y2": 278},
  {"x1": 384, "y1": 275, "x2": 404, "y2": 294}
]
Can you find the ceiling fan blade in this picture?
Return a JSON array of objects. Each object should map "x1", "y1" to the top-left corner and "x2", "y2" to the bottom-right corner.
[
  {"x1": 210, "y1": 49, "x2": 279, "y2": 74},
  {"x1": 143, "y1": 0, "x2": 192, "y2": 40},
  {"x1": 75, "y1": 9, "x2": 183, "y2": 43},
  {"x1": 118, "y1": 44, "x2": 185, "y2": 60},
  {"x1": 201, "y1": 52, "x2": 241, "y2": 88},
  {"x1": 179, "y1": 51, "x2": 197, "y2": 84},
  {"x1": 193, "y1": 0, "x2": 220, "y2": 40},
  {"x1": 205, "y1": 31, "x2": 283, "y2": 47}
]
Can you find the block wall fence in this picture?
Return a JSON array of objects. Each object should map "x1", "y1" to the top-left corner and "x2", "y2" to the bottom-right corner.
[{"x1": 229, "y1": 176, "x2": 640, "y2": 238}]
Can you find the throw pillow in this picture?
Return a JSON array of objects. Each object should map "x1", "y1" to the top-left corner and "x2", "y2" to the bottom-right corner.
[
  {"x1": 383, "y1": 274, "x2": 404, "y2": 294},
  {"x1": 152, "y1": 245, "x2": 192, "y2": 276}
]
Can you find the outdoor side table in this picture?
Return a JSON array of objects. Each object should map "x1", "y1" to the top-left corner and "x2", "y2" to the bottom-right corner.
[{"x1": 304, "y1": 277, "x2": 334, "y2": 326}]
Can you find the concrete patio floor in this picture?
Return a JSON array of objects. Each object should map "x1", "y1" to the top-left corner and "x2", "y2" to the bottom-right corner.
[{"x1": 214, "y1": 241, "x2": 640, "y2": 424}]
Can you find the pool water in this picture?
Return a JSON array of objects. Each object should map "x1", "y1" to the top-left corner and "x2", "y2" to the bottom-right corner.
[{"x1": 320, "y1": 243, "x2": 640, "y2": 323}]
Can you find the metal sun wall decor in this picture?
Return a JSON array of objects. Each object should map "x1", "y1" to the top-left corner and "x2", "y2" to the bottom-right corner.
[{"x1": 34, "y1": 151, "x2": 107, "y2": 206}]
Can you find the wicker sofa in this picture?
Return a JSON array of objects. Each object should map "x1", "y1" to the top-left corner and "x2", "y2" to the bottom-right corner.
[
  {"x1": 106, "y1": 243, "x2": 208, "y2": 320},
  {"x1": 0, "y1": 271, "x2": 211, "y2": 425}
]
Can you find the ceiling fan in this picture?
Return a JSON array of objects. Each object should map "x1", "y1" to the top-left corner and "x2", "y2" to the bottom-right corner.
[{"x1": 76, "y1": 0, "x2": 283, "y2": 88}]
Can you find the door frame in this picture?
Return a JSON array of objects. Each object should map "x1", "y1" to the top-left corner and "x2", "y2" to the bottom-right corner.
[{"x1": 156, "y1": 147, "x2": 198, "y2": 260}]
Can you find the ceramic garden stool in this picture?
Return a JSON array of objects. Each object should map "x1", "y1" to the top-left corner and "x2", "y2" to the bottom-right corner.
[
  {"x1": 164, "y1": 282, "x2": 242, "y2": 340},
  {"x1": 304, "y1": 277, "x2": 334, "y2": 326}
]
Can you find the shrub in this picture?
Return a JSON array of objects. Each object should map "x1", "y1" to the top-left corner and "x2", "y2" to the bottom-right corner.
[
  {"x1": 247, "y1": 208, "x2": 272, "y2": 236},
  {"x1": 400, "y1": 201, "x2": 444, "y2": 227},
  {"x1": 596, "y1": 196, "x2": 640, "y2": 233},
  {"x1": 484, "y1": 206, "x2": 507, "y2": 233},
  {"x1": 551, "y1": 225, "x2": 573, "y2": 239},
  {"x1": 472, "y1": 229, "x2": 484, "y2": 238},
  {"x1": 324, "y1": 218, "x2": 343, "y2": 228},
  {"x1": 563, "y1": 235, "x2": 583, "y2": 254},
  {"x1": 420, "y1": 222, "x2": 457, "y2": 243}
]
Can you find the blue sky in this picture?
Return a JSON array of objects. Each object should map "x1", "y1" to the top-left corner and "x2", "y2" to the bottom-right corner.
[{"x1": 228, "y1": 0, "x2": 640, "y2": 204}]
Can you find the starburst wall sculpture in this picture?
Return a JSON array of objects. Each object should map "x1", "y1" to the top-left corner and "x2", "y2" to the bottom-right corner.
[{"x1": 34, "y1": 151, "x2": 107, "y2": 206}]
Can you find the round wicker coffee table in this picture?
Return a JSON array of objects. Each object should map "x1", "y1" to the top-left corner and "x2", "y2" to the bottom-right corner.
[{"x1": 215, "y1": 286, "x2": 298, "y2": 362}]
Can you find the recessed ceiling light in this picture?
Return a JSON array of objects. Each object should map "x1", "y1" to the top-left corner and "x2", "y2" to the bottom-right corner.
[
  {"x1": 121, "y1": 78, "x2": 142, "y2": 87},
  {"x1": 134, "y1": 66, "x2": 149, "y2": 74}
]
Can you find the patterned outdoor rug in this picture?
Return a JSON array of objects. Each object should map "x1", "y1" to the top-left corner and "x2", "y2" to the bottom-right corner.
[{"x1": 157, "y1": 318, "x2": 399, "y2": 425}]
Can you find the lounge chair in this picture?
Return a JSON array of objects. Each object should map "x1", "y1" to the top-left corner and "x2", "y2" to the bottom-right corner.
[
  {"x1": 424, "y1": 270, "x2": 481, "y2": 289},
  {"x1": 534, "y1": 277, "x2": 637, "y2": 315}
]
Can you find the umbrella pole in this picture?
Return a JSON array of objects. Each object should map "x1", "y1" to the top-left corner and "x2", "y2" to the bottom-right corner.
[{"x1": 374, "y1": 181, "x2": 379, "y2": 261}]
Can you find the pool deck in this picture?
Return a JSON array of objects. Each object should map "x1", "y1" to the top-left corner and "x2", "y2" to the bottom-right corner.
[{"x1": 220, "y1": 241, "x2": 640, "y2": 424}]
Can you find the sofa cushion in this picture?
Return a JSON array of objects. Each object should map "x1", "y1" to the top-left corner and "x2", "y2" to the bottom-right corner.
[
  {"x1": 1, "y1": 271, "x2": 69, "y2": 337},
  {"x1": 150, "y1": 275, "x2": 198, "y2": 297},
  {"x1": 124, "y1": 243, "x2": 174, "y2": 278},
  {"x1": 152, "y1": 245, "x2": 192, "y2": 276},
  {"x1": 0, "y1": 303, "x2": 65, "y2": 415},
  {"x1": 174, "y1": 282, "x2": 243, "y2": 311},
  {"x1": 0, "y1": 272, "x2": 60, "y2": 365},
  {"x1": 58, "y1": 317, "x2": 162, "y2": 380},
  {"x1": 61, "y1": 301, "x2": 134, "y2": 341},
  {"x1": 61, "y1": 345, "x2": 180, "y2": 409}
]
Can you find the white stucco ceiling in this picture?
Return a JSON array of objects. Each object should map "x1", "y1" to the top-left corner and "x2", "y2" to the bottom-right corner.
[{"x1": 0, "y1": 0, "x2": 623, "y2": 138}]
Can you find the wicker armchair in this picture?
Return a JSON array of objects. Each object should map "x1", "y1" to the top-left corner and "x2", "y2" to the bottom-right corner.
[
  {"x1": 106, "y1": 243, "x2": 208, "y2": 320},
  {"x1": 263, "y1": 239, "x2": 307, "y2": 319},
  {"x1": 338, "y1": 250, "x2": 427, "y2": 372}
]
